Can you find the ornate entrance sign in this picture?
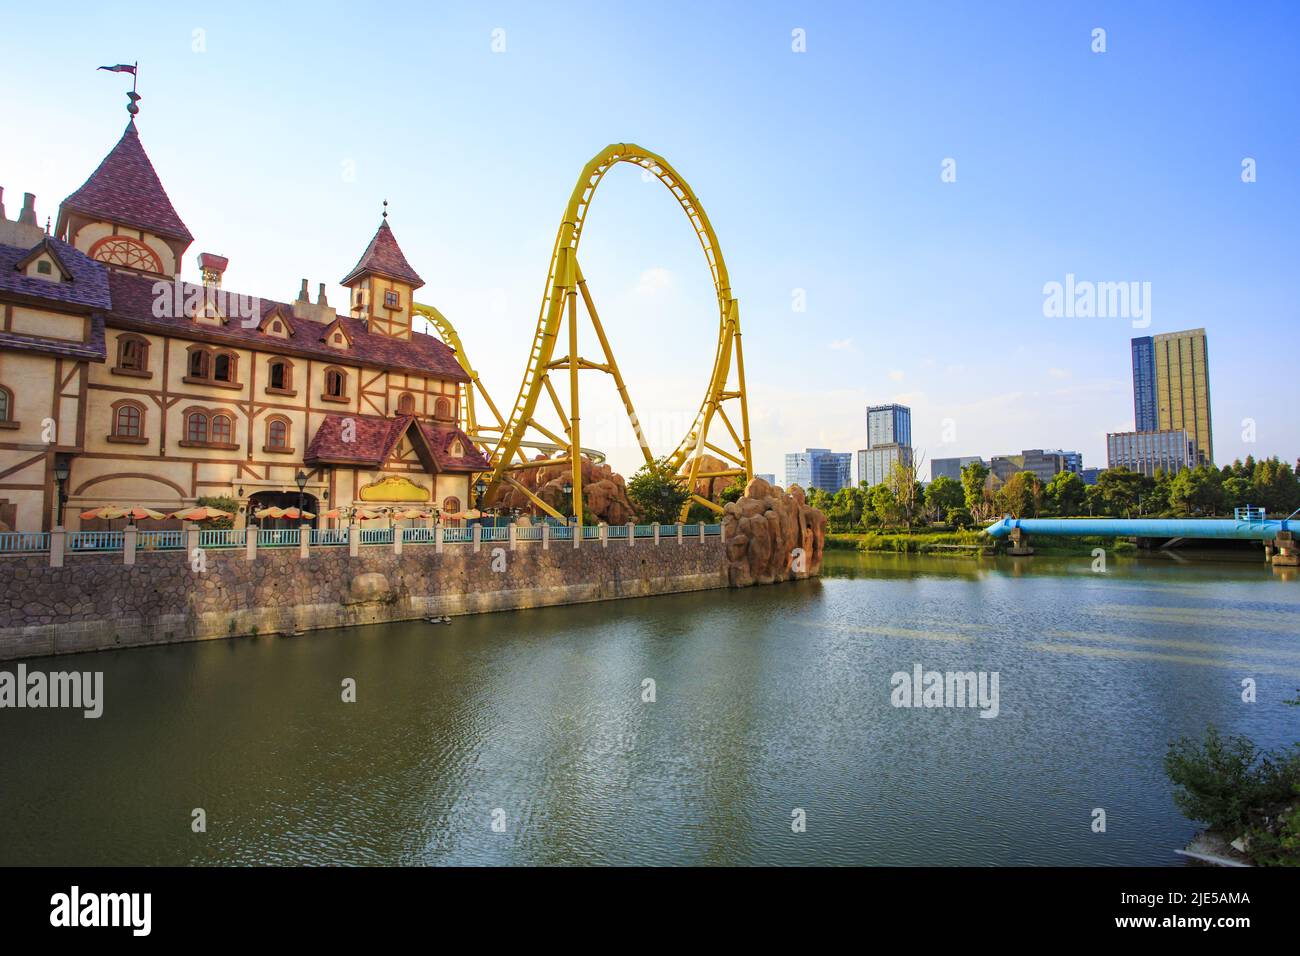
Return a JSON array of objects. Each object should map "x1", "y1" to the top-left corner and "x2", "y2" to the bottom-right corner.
[{"x1": 358, "y1": 475, "x2": 430, "y2": 502}]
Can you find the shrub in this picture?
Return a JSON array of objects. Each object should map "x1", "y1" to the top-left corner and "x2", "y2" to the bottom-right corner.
[{"x1": 1165, "y1": 725, "x2": 1300, "y2": 862}]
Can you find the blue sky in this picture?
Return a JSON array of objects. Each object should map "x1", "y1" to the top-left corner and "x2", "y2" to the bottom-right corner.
[{"x1": 4, "y1": 1, "x2": 1297, "y2": 480}]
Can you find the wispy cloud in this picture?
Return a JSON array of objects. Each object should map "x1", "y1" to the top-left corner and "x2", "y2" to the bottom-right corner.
[{"x1": 633, "y1": 266, "x2": 673, "y2": 296}]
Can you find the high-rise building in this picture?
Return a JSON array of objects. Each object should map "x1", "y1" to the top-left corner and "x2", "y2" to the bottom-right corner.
[
  {"x1": 1131, "y1": 329, "x2": 1213, "y2": 465},
  {"x1": 859, "y1": 403, "x2": 914, "y2": 488},
  {"x1": 1131, "y1": 336, "x2": 1158, "y2": 432},
  {"x1": 784, "y1": 449, "x2": 852, "y2": 493},
  {"x1": 930, "y1": 456, "x2": 985, "y2": 482},
  {"x1": 755, "y1": 473, "x2": 776, "y2": 486},
  {"x1": 1106, "y1": 429, "x2": 1200, "y2": 477},
  {"x1": 866, "y1": 404, "x2": 911, "y2": 448},
  {"x1": 859, "y1": 444, "x2": 914, "y2": 488}
]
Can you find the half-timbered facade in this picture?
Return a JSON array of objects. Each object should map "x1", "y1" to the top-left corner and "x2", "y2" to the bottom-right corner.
[{"x1": 0, "y1": 118, "x2": 486, "y2": 532}]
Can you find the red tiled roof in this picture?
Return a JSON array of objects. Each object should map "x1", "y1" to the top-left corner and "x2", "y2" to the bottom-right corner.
[
  {"x1": 105, "y1": 270, "x2": 469, "y2": 382},
  {"x1": 340, "y1": 220, "x2": 424, "y2": 289},
  {"x1": 304, "y1": 414, "x2": 487, "y2": 473},
  {"x1": 59, "y1": 121, "x2": 193, "y2": 244},
  {"x1": 0, "y1": 237, "x2": 112, "y2": 311},
  {"x1": 0, "y1": 314, "x2": 106, "y2": 362}
]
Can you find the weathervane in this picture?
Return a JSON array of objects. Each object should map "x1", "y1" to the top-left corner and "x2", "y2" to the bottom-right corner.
[
  {"x1": 382, "y1": 199, "x2": 389, "y2": 220},
  {"x1": 97, "y1": 61, "x2": 140, "y2": 118}
]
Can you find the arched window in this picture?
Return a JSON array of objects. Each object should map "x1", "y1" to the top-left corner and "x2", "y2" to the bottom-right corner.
[
  {"x1": 110, "y1": 401, "x2": 146, "y2": 441},
  {"x1": 213, "y1": 352, "x2": 234, "y2": 383},
  {"x1": 185, "y1": 411, "x2": 208, "y2": 444},
  {"x1": 265, "y1": 417, "x2": 290, "y2": 451},
  {"x1": 187, "y1": 347, "x2": 209, "y2": 379},
  {"x1": 441, "y1": 497, "x2": 461, "y2": 523},
  {"x1": 211, "y1": 414, "x2": 233, "y2": 445},
  {"x1": 0, "y1": 386, "x2": 14, "y2": 426},
  {"x1": 87, "y1": 235, "x2": 162, "y2": 274},
  {"x1": 114, "y1": 334, "x2": 150, "y2": 375},
  {"x1": 433, "y1": 396, "x2": 453, "y2": 421},
  {"x1": 268, "y1": 359, "x2": 293, "y2": 393},
  {"x1": 398, "y1": 392, "x2": 415, "y2": 414},
  {"x1": 323, "y1": 367, "x2": 347, "y2": 401}
]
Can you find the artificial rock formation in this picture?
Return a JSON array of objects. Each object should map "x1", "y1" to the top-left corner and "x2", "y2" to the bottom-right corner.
[
  {"x1": 681, "y1": 453, "x2": 735, "y2": 501},
  {"x1": 721, "y1": 478, "x2": 827, "y2": 587},
  {"x1": 492, "y1": 455, "x2": 637, "y2": 525}
]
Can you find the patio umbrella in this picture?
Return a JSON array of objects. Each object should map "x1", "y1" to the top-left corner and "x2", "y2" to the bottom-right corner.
[
  {"x1": 169, "y1": 506, "x2": 232, "y2": 521},
  {"x1": 81, "y1": 505, "x2": 168, "y2": 522},
  {"x1": 254, "y1": 506, "x2": 286, "y2": 519},
  {"x1": 281, "y1": 507, "x2": 316, "y2": 520},
  {"x1": 320, "y1": 508, "x2": 345, "y2": 520},
  {"x1": 393, "y1": 508, "x2": 432, "y2": 520},
  {"x1": 352, "y1": 508, "x2": 385, "y2": 520}
]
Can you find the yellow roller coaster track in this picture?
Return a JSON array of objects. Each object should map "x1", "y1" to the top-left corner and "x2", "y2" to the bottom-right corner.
[{"x1": 416, "y1": 143, "x2": 752, "y2": 524}]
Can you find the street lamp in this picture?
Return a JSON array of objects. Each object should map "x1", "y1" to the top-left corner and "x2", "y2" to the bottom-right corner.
[
  {"x1": 295, "y1": 470, "x2": 308, "y2": 526},
  {"x1": 474, "y1": 476, "x2": 487, "y2": 510},
  {"x1": 53, "y1": 456, "x2": 71, "y2": 527},
  {"x1": 563, "y1": 481, "x2": 574, "y2": 525}
]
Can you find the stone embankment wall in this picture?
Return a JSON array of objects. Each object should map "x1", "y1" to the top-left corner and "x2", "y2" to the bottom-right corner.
[{"x1": 0, "y1": 537, "x2": 728, "y2": 662}]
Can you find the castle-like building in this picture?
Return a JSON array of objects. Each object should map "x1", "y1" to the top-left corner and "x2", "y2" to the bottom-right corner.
[{"x1": 0, "y1": 112, "x2": 487, "y2": 533}]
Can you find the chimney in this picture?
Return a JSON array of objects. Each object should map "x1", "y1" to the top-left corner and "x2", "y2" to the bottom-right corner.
[
  {"x1": 17, "y1": 193, "x2": 37, "y2": 227},
  {"x1": 297, "y1": 278, "x2": 310, "y2": 303},
  {"x1": 317, "y1": 283, "x2": 329, "y2": 307},
  {"x1": 0, "y1": 187, "x2": 5, "y2": 221},
  {"x1": 197, "y1": 252, "x2": 229, "y2": 288}
]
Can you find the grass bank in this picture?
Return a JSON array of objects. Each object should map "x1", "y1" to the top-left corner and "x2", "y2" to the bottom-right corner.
[{"x1": 827, "y1": 529, "x2": 1138, "y2": 556}]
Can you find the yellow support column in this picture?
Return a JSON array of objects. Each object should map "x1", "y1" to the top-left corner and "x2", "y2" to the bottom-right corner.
[{"x1": 568, "y1": 288, "x2": 583, "y2": 526}]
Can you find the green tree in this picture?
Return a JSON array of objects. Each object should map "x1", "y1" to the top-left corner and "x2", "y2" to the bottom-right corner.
[
  {"x1": 960, "y1": 461, "x2": 991, "y2": 521},
  {"x1": 626, "y1": 457, "x2": 692, "y2": 524},
  {"x1": 1096, "y1": 467, "x2": 1143, "y2": 517},
  {"x1": 995, "y1": 471, "x2": 1042, "y2": 518},
  {"x1": 923, "y1": 476, "x2": 964, "y2": 522},
  {"x1": 1170, "y1": 465, "x2": 1224, "y2": 516},
  {"x1": 1044, "y1": 470, "x2": 1085, "y2": 516},
  {"x1": 871, "y1": 483, "x2": 904, "y2": 527}
]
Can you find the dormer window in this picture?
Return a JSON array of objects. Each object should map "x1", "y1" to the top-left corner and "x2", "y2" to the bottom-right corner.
[
  {"x1": 272, "y1": 321, "x2": 282, "y2": 333},
  {"x1": 36, "y1": 260, "x2": 52, "y2": 275}
]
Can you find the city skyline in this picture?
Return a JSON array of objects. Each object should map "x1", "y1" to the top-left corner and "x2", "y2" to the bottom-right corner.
[{"x1": 3, "y1": 3, "x2": 1296, "y2": 482}]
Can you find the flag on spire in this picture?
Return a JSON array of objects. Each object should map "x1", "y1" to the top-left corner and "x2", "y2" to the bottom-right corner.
[{"x1": 98, "y1": 64, "x2": 136, "y2": 75}]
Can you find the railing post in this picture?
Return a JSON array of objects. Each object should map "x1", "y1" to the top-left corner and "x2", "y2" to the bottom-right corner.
[
  {"x1": 698, "y1": 521, "x2": 705, "y2": 544},
  {"x1": 599, "y1": 522, "x2": 608, "y2": 548},
  {"x1": 509, "y1": 522, "x2": 517, "y2": 552},
  {"x1": 653, "y1": 521, "x2": 661, "y2": 545},
  {"x1": 472, "y1": 523, "x2": 482, "y2": 553},
  {"x1": 185, "y1": 521, "x2": 200, "y2": 561},
  {"x1": 49, "y1": 526, "x2": 65, "y2": 568},
  {"x1": 676, "y1": 522, "x2": 684, "y2": 545},
  {"x1": 300, "y1": 523, "x2": 311, "y2": 560},
  {"x1": 627, "y1": 521, "x2": 635, "y2": 547},
  {"x1": 435, "y1": 521, "x2": 444, "y2": 554},
  {"x1": 573, "y1": 521, "x2": 580, "y2": 549},
  {"x1": 348, "y1": 521, "x2": 359, "y2": 558},
  {"x1": 394, "y1": 525, "x2": 403, "y2": 555},
  {"x1": 123, "y1": 525, "x2": 138, "y2": 566},
  {"x1": 245, "y1": 524, "x2": 257, "y2": 562},
  {"x1": 720, "y1": 521, "x2": 726, "y2": 543},
  {"x1": 541, "y1": 523, "x2": 550, "y2": 551}
]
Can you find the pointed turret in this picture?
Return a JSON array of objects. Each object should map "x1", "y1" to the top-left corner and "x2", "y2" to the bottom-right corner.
[
  {"x1": 341, "y1": 213, "x2": 423, "y2": 339},
  {"x1": 55, "y1": 121, "x2": 191, "y2": 276}
]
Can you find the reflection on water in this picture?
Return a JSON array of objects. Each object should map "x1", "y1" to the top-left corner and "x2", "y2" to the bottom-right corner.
[{"x1": 0, "y1": 550, "x2": 1296, "y2": 865}]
